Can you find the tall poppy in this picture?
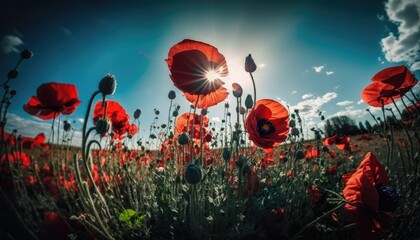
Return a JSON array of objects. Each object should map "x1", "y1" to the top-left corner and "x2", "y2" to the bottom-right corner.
[
  {"x1": 175, "y1": 112, "x2": 209, "y2": 138},
  {"x1": 245, "y1": 99, "x2": 289, "y2": 149},
  {"x1": 343, "y1": 152, "x2": 399, "y2": 239},
  {"x1": 166, "y1": 39, "x2": 229, "y2": 108},
  {"x1": 361, "y1": 82, "x2": 399, "y2": 107},
  {"x1": 23, "y1": 82, "x2": 81, "y2": 120},
  {"x1": 93, "y1": 101, "x2": 130, "y2": 135},
  {"x1": 371, "y1": 65, "x2": 418, "y2": 94},
  {"x1": 19, "y1": 133, "x2": 46, "y2": 149}
]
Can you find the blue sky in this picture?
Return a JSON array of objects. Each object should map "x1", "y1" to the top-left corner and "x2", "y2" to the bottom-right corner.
[{"x1": 0, "y1": 0, "x2": 419, "y2": 145}]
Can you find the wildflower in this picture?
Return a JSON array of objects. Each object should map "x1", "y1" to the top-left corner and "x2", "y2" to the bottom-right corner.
[
  {"x1": 343, "y1": 152, "x2": 399, "y2": 239},
  {"x1": 98, "y1": 73, "x2": 117, "y2": 96},
  {"x1": 166, "y1": 39, "x2": 229, "y2": 108},
  {"x1": 245, "y1": 54, "x2": 257, "y2": 73},
  {"x1": 23, "y1": 82, "x2": 81, "y2": 120},
  {"x1": 245, "y1": 99, "x2": 289, "y2": 149},
  {"x1": 93, "y1": 100, "x2": 130, "y2": 135}
]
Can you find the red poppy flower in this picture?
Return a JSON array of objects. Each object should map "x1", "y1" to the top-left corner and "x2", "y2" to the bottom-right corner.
[
  {"x1": 1, "y1": 152, "x2": 31, "y2": 168},
  {"x1": 323, "y1": 134, "x2": 351, "y2": 152},
  {"x1": 23, "y1": 82, "x2": 81, "y2": 120},
  {"x1": 19, "y1": 133, "x2": 46, "y2": 149},
  {"x1": 371, "y1": 65, "x2": 418, "y2": 94},
  {"x1": 245, "y1": 99, "x2": 289, "y2": 149},
  {"x1": 183, "y1": 87, "x2": 229, "y2": 108},
  {"x1": 361, "y1": 82, "x2": 399, "y2": 107},
  {"x1": 93, "y1": 101, "x2": 130, "y2": 135},
  {"x1": 174, "y1": 112, "x2": 209, "y2": 138},
  {"x1": 166, "y1": 39, "x2": 228, "y2": 95},
  {"x1": 343, "y1": 152, "x2": 399, "y2": 239},
  {"x1": 128, "y1": 123, "x2": 139, "y2": 136}
]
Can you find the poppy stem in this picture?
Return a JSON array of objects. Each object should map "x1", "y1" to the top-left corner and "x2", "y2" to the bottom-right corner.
[{"x1": 249, "y1": 72, "x2": 256, "y2": 109}]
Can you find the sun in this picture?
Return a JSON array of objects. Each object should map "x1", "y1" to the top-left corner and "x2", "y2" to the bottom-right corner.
[{"x1": 205, "y1": 69, "x2": 221, "y2": 82}]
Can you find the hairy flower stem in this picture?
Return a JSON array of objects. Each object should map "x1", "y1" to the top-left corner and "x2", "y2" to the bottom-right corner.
[
  {"x1": 167, "y1": 99, "x2": 172, "y2": 136},
  {"x1": 381, "y1": 102, "x2": 391, "y2": 167},
  {"x1": 190, "y1": 96, "x2": 200, "y2": 161},
  {"x1": 392, "y1": 98, "x2": 414, "y2": 165}
]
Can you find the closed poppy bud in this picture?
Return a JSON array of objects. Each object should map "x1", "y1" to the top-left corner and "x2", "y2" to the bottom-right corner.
[
  {"x1": 99, "y1": 74, "x2": 117, "y2": 96},
  {"x1": 289, "y1": 120, "x2": 296, "y2": 128},
  {"x1": 201, "y1": 108, "x2": 208, "y2": 116},
  {"x1": 172, "y1": 110, "x2": 179, "y2": 117},
  {"x1": 168, "y1": 90, "x2": 176, "y2": 100},
  {"x1": 184, "y1": 163, "x2": 202, "y2": 184},
  {"x1": 291, "y1": 127, "x2": 299, "y2": 136},
  {"x1": 95, "y1": 118, "x2": 111, "y2": 134},
  {"x1": 232, "y1": 83, "x2": 243, "y2": 98},
  {"x1": 240, "y1": 107, "x2": 246, "y2": 115},
  {"x1": 63, "y1": 120, "x2": 71, "y2": 132},
  {"x1": 8, "y1": 70, "x2": 18, "y2": 79},
  {"x1": 155, "y1": 109, "x2": 160, "y2": 115},
  {"x1": 177, "y1": 133, "x2": 190, "y2": 145},
  {"x1": 245, "y1": 95, "x2": 253, "y2": 109},
  {"x1": 222, "y1": 147, "x2": 231, "y2": 161},
  {"x1": 20, "y1": 49, "x2": 33, "y2": 59},
  {"x1": 245, "y1": 54, "x2": 257, "y2": 73},
  {"x1": 225, "y1": 102, "x2": 229, "y2": 108},
  {"x1": 134, "y1": 109, "x2": 141, "y2": 119},
  {"x1": 296, "y1": 150, "x2": 305, "y2": 160}
]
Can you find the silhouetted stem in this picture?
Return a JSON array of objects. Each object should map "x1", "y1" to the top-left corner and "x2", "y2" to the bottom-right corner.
[{"x1": 249, "y1": 72, "x2": 256, "y2": 109}]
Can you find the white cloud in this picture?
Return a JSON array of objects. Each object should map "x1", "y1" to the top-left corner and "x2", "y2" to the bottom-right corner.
[
  {"x1": 357, "y1": 99, "x2": 364, "y2": 105},
  {"x1": 411, "y1": 62, "x2": 420, "y2": 71},
  {"x1": 302, "y1": 93, "x2": 313, "y2": 99},
  {"x1": 326, "y1": 71, "x2": 334, "y2": 76},
  {"x1": 331, "y1": 109, "x2": 367, "y2": 119},
  {"x1": 291, "y1": 90, "x2": 297, "y2": 94},
  {"x1": 1, "y1": 35, "x2": 24, "y2": 53},
  {"x1": 290, "y1": 92, "x2": 338, "y2": 119},
  {"x1": 380, "y1": 0, "x2": 420, "y2": 70},
  {"x1": 313, "y1": 65, "x2": 324, "y2": 73},
  {"x1": 336, "y1": 100, "x2": 353, "y2": 107}
]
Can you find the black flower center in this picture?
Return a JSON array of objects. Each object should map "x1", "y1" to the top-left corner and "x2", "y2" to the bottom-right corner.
[{"x1": 257, "y1": 119, "x2": 275, "y2": 136}]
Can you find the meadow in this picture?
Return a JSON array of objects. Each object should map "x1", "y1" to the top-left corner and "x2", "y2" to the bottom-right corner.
[{"x1": 0, "y1": 40, "x2": 419, "y2": 240}]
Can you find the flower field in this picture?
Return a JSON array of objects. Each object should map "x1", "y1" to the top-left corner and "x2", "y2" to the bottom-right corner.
[{"x1": 0, "y1": 40, "x2": 419, "y2": 240}]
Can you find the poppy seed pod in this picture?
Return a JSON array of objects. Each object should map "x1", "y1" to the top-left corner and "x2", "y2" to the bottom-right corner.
[
  {"x1": 296, "y1": 150, "x2": 306, "y2": 160},
  {"x1": 291, "y1": 127, "x2": 300, "y2": 136},
  {"x1": 222, "y1": 147, "x2": 231, "y2": 161},
  {"x1": 168, "y1": 90, "x2": 176, "y2": 100},
  {"x1": 225, "y1": 102, "x2": 229, "y2": 108},
  {"x1": 201, "y1": 108, "x2": 208, "y2": 116},
  {"x1": 172, "y1": 110, "x2": 179, "y2": 117},
  {"x1": 232, "y1": 83, "x2": 243, "y2": 98},
  {"x1": 245, "y1": 95, "x2": 253, "y2": 109},
  {"x1": 99, "y1": 74, "x2": 117, "y2": 96},
  {"x1": 95, "y1": 118, "x2": 111, "y2": 134},
  {"x1": 245, "y1": 54, "x2": 257, "y2": 73},
  {"x1": 289, "y1": 119, "x2": 296, "y2": 128},
  {"x1": 63, "y1": 121, "x2": 71, "y2": 132},
  {"x1": 20, "y1": 49, "x2": 33, "y2": 59},
  {"x1": 134, "y1": 109, "x2": 141, "y2": 119},
  {"x1": 185, "y1": 163, "x2": 202, "y2": 184},
  {"x1": 240, "y1": 107, "x2": 246, "y2": 115},
  {"x1": 177, "y1": 133, "x2": 190, "y2": 145}
]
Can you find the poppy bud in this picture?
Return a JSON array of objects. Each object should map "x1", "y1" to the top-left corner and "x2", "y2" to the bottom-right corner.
[
  {"x1": 288, "y1": 120, "x2": 295, "y2": 128},
  {"x1": 161, "y1": 124, "x2": 167, "y2": 129},
  {"x1": 245, "y1": 54, "x2": 257, "y2": 73},
  {"x1": 20, "y1": 49, "x2": 33, "y2": 59},
  {"x1": 232, "y1": 83, "x2": 243, "y2": 98},
  {"x1": 155, "y1": 109, "x2": 160, "y2": 115},
  {"x1": 291, "y1": 127, "x2": 299, "y2": 136},
  {"x1": 177, "y1": 133, "x2": 190, "y2": 145},
  {"x1": 63, "y1": 120, "x2": 71, "y2": 132},
  {"x1": 7, "y1": 70, "x2": 18, "y2": 79},
  {"x1": 95, "y1": 118, "x2": 111, "y2": 134},
  {"x1": 134, "y1": 109, "x2": 141, "y2": 119},
  {"x1": 222, "y1": 147, "x2": 231, "y2": 161},
  {"x1": 296, "y1": 150, "x2": 305, "y2": 160},
  {"x1": 240, "y1": 107, "x2": 246, "y2": 115},
  {"x1": 172, "y1": 110, "x2": 178, "y2": 117},
  {"x1": 184, "y1": 163, "x2": 202, "y2": 184},
  {"x1": 98, "y1": 74, "x2": 117, "y2": 96},
  {"x1": 168, "y1": 90, "x2": 176, "y2": 100},
  {"x1": 201, "y1": 108, "x2": 208, "y2": 116},
  {"x1": 245, "y1": 95, "x2": 253, "y2": 109},
  {"x1": 320, "y1": 116, "x2": 325, "y2": 121},
  {"x1": 291, "y1": 113, "x2": 296, "y2": 119},
  {"x1": 225, "y1": 102, "x2": 229, "y2": 108}
]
